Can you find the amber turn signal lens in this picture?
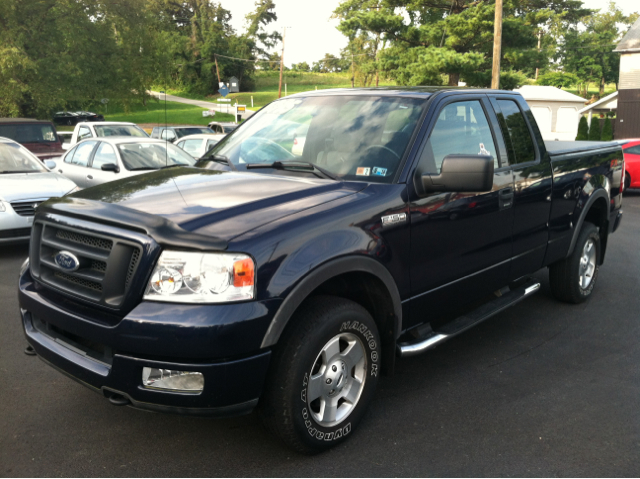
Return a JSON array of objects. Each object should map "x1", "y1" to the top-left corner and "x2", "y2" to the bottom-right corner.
[{"x1": 233, "y1": 258, "x2": 254, "y2": 287}]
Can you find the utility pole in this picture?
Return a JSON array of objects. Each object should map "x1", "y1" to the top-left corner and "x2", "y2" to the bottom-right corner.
[
  {"x1": 214, "y1": 55, "x2": 221, "y2": 86},
  {"x1": 351, "y1": 54, "x2": 355, "y2": 88},
  {"x1": 278, "y1": 27, "x2": 287, "y2": 99},
  {"x1": 534, "y1": 30, "x2": 542, "y2": 81},
  {"x1": 491, "y1": 0, "x2": 503, "y2": 90}
]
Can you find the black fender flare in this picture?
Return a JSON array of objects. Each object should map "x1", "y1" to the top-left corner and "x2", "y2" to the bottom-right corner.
[
  {"x1": 260, "y1": 256, "x2": 403, "y2": 349},
  {"x1": 567, "y1": 188, "x2": 609, "y2": 258}
]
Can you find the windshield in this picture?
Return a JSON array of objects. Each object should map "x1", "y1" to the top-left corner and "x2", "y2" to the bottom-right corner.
[
  {"x1": 0, "y1": 142, "x2": 48, "y2": 173},
  {"x1": 175, "y1": 127, "x2": 214, "y2": 138},
  {"x1": 205, "y1": 95, "x2": 426, "y2": 183},
  {"x1": 117, "y1": 142, "x2": 195, "y2": 170},
  {"x1": 0, "y1": 124, "x2": 58, "y2": 144},
  {"x1": 94, "y1": 125, "x2": 148, "y2": 138}
]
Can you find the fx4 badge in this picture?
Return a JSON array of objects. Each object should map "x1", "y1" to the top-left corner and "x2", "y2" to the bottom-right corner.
[{"x1": 381, "y1": 212, "x2": 407, "y2": 226}]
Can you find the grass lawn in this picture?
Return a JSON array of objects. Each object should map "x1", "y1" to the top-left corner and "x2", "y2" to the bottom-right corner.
[
  {"x1": 159, "y1": 71, "x2": 397, "y2": 111},
  {"x1": 95, "y1": 98, "x2": 236, "y2": 126}
]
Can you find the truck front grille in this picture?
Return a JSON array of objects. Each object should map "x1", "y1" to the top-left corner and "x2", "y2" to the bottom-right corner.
[{"x1": 30, "y1": 221, "x2": 144, "y2": 310}]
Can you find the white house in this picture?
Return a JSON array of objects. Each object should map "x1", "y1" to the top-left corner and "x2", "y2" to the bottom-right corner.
[{"x1": 514, "y1": 85, "x2": 587, "y2": 141}]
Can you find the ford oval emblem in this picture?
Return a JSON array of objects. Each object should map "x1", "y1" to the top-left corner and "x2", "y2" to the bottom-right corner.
[{"x1": 54, "y1": 251, "x2": 80, "y2": 272}]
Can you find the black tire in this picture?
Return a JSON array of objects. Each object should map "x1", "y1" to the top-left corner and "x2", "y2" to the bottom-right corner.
[
  {"x1": 549, "y1": 221, "x2": 600, "y2": 303},
  {"x1": 260, "y1": 296, "x2": 381, "y2": 454}
]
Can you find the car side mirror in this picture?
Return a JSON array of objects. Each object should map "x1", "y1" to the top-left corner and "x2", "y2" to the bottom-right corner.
[
  {"x1": 417, "y1": 155, "x2": 494, "y2": 195},
  {"x1": 101, "y1": 163, "x2": 120, "y2": 173},
  {"x1": 44, "y1": 160, "x2": 57, "y2": 170}
]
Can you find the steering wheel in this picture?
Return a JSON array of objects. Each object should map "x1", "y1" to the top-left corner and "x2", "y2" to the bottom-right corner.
[{"x1": 363, "y1": 145, "x2": 400, "y2": 159}]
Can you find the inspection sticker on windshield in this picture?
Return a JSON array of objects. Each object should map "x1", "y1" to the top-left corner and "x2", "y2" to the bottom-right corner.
[
  {"x1": 372, "y1": 167, "x2": 387, "y2": 177},
  {"x1": 356, "y1": 167, "x2": 371, "y2": 176}
]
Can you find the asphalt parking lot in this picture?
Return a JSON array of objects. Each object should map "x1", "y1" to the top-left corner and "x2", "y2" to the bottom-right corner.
[{"x1": 1, "y1": 196, "x2": 639, "y2": 477}]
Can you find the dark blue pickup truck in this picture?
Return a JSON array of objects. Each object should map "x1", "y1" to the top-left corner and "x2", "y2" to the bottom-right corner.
[{"x1": 19, "y1": 88, "x2": 624, "y2": 453}]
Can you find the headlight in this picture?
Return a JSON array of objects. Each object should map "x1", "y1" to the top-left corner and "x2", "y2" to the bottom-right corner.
[{"x1": 143, "y1": 251, "x2": 255, "y2": 303}]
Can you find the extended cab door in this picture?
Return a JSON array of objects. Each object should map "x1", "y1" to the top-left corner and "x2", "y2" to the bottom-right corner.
[
  {"x1": 488, "y1": 95, "x2": 553, "y2": 278},
  {"x1": 407, "y1": 94, "x2": 515, "y2": 326}
]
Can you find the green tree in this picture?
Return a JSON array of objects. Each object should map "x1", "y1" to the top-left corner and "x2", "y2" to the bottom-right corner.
[
  {"x1": 588, "y1": 119, "x2": 601, "y2": 141},
  {"x1": 536, "y1": 72, "x2": 579, "y2": 88},
  {"x1": 292, "y1": 61, "x2": 311, "y2": 72},
  {"x1": 333, "y1": 0, "x2": 590, "y2": 88},
  {"x1": 576, "y1": 115, "x2": 589, "y2": 140},
  {"x1": 601, "y1": 117, "x2": 613, "y2": 141}
]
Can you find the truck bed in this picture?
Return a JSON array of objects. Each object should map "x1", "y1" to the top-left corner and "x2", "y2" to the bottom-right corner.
[{"x1": 545, "y1": 140, "x2": 620, "y2": 157}]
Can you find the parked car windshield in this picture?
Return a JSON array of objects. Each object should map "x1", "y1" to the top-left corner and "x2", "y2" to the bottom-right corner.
[
  {"x1": 175, "y1": 127, "x2": 214, "y2": 137},
  {"x1": 117, "y1": 142, "x2": 195, "y2": 170},
  {"x1": 0, "y1": 124, "x2": 58, "y2": 144},
  {"x1": 94, "y1": 125, "x2": 148, "y2": 138},
  {"x1": 0, "y1": 143, "x2": 48, "y2": 173},
  {"x1": 205, "y1": 95, "x2": 426, "y2": 183}
]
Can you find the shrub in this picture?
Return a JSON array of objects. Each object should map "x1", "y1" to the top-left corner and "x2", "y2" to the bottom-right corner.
[
  {"x1": 576, "y1": 116, "x2": 589, "y2": 140},
  {"x1": 588, "y1": 119, "x2": 601, "y2": 141},
  {"x1": 601, "y1": 118, "x2": 613, "y2": 141}
]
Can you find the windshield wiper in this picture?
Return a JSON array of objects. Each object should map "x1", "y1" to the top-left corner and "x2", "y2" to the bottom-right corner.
[
  {"x1": 200, "y1": 154, "x2": 236, "y2": 171},
  {"x1": 127, "y1": 166, "x2": 156, "y2": 171},
  {"x1": 160, "y1": 164, "x2": 185, "y2": 169},
  {"x1": 246, "y1": 161, "x2": 340, "y2": 181}
]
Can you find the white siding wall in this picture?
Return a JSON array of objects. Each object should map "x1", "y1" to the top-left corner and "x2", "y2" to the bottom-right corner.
[{"x1": 620, "y1": 53, "x2": 640, "y2": 90}]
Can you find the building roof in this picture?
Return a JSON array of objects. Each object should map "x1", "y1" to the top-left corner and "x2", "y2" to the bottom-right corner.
[
  {"x1": 514, "y1": 85, "x2": 587, "y2": 103},
  {"x1": 578, "y1": 91, "x2": 618, "y2": 114},
  {"x1": 614, "y1": 17, "x2": 640, "y2": 53}
]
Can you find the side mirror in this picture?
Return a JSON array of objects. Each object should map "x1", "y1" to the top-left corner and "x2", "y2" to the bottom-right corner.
[
  {"x1": 418, "y1": 155, "x2": 494, "y2": 194},
  {"x1": 44, "y1": 160, "x2": 57, "y2": 170},
  {"x1": 101, "y1": 163, "x2": 120, "y2": 173}
]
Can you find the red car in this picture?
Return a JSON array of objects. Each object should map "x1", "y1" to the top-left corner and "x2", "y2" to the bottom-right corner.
[{"x1": 622, "y1": 139, "x2": 640, "y2": 190}]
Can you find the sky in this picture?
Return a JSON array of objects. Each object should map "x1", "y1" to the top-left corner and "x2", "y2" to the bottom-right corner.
[{"x1": 225, "y1": 0, "x2": 640, "y2": 67}]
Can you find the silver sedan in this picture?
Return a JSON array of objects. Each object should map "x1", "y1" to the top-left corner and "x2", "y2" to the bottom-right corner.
[
  {"x1": 0, "y1": 138, "x2": 77, "y2": 244},
  {"x1": 48, "y1": 137, "x2": 196, "y2": 189}
]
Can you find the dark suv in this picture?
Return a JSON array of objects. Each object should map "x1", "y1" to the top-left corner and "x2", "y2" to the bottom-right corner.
[{"x1": 0, "y1": 118, "x2": 64, "y2": 160}]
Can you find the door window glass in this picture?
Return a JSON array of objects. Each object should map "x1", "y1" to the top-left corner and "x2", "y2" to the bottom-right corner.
[
  {"x1": 205, "y1": 139, "x2": 219, "y2": 152},
  {"x1": 70, "y1": 141, "x2": 96, "y2": 167},
  {"x1": 160, "y1": 129, "x2": 176, "y2": 140},
  {"x1": 496, "y1": 100, "x2": 536, "y2": 164},
  {"x1": 64, "y1": 145, "x2": 78, "y2": 164},
  {"x1": 78, "y1": 126, "x2": 92, "y2": 140},
  {"x1": 420, "y1": 100, "x2": 498, "y2": 173},
  {"x1": 91, "y1": 142, "x2": 117, "y2": 170}
]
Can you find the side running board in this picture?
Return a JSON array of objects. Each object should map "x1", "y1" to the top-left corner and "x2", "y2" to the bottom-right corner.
[{"x1": 397, "y1": 281, "x2": 540, "y2": 358}]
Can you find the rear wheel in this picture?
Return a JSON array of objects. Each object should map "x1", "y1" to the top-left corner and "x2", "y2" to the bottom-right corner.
[
  {"x1": 549, "y1": 221, "x2": 600, "y2": 303},
  {"x1": 260, "y1": 296, "x2": 380, "y2": 453}
]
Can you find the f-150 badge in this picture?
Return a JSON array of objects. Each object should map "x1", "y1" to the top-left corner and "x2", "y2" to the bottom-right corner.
[{"x1": 381, "y1": 212, "x2": 407, "y2": 226}]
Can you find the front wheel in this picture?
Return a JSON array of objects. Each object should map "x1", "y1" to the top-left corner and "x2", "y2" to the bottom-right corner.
[
  {"x1": 260, "y1": 296, "x2": 380, "y2": 453},
  {"x1": 549, "y1": 221, "x2": 600, "y2": 303}
]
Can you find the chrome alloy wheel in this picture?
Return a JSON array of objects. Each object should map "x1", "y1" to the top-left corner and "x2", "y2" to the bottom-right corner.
[
  {"x1": 306, "y1": 332, "x2": 367, "y2": 427},
  {"x1": 579, "y1": 238, "x2": 597, "y2": 289}
]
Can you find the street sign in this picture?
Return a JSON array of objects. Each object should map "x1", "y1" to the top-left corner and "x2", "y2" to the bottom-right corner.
[
  {"x1": 237, "y1": 106, "x2": 246, "y2": 113},
  {"x1": 218, "y1": 84, "x2": 229, "y2": 97}
]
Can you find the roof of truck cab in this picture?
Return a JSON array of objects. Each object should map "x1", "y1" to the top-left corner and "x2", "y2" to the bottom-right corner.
[
  {"x1": 284, "y1": 86, "x2": 522, "y2": 99},
  {"x1": 0, "y1": 118, "x2": 54, "y2": 123},
  {"x1": 77, "y1": 121, "x2": 137, "y2": 126}
]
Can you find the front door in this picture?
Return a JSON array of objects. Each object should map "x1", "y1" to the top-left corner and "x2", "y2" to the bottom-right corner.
[{"x1": 407, "y1": 96, "x2": 514, "y2": 327}]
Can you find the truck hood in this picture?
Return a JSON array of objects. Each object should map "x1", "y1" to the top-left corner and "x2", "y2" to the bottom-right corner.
[
  {"x1": 72, "y1": 167, "x2": 365, "y2": 241},
  {"x1": 0, "y1": 172, "x2": 76, "y2": 202}
]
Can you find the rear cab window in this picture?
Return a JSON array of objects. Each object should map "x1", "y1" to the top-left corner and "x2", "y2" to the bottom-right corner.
[{"x1": 494, "y1": 100, "x2": 536, "y2": 165}]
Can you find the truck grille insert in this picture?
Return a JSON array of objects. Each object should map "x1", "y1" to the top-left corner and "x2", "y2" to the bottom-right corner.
[{"x1": 30, "y1": 221, "x2": 145, "y2": 311}]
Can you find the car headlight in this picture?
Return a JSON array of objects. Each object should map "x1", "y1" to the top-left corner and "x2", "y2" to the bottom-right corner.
[{"x1": 143, "y1": 251, "x2": 255, "y2": 303}]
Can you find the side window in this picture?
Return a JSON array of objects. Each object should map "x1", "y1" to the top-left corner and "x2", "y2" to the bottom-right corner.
[
  {"x1": 626, "y1": 145, "x2": 640, "y2": 155},
  {"x1": 496, "y1": 100, "x2": 536, "y2": 164},
  {"x1": 205, "y1": 139, "x2": 219, "y2": 151},
  {"x1": 181, "y1": 139, "x2": 203, "y2": 157},
  {"x1": 64, "y1": 145, "x2": 78, "y2": 164},
  {"x1": 419, "y1": 100, "x2": 498, "y2": 174},
  {"x1": 71, "y1": 141, "x2": 96, "y2": 167},
  {"x1": 78, "y1": 126, "x2": 92, "y2": 140},
  {"x1": 91, "y1": 142, "x2": 117, "y2": 170},
  {"x1": 161, "y1": 129, "x2": 176, "y2": 141}
]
